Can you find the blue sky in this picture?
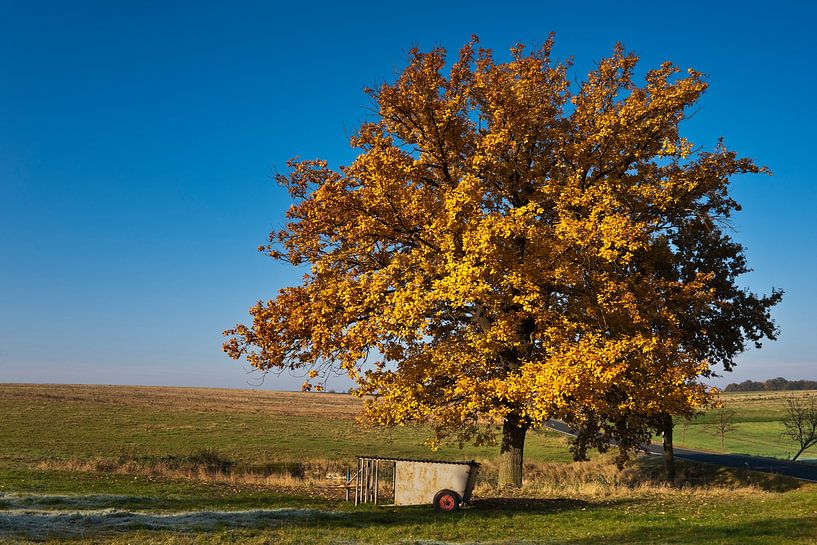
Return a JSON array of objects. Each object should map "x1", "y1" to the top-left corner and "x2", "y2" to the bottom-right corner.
[{"x1": 1, "y1": 0, "x2": 814, "y2": 391}]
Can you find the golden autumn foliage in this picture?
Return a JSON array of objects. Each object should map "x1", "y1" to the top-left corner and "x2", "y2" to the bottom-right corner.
[{"x1": 225, "y1": 37, "x2": 781, "y2": 485}]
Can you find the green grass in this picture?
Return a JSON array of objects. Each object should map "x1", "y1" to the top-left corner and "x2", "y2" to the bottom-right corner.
[
  {"x1": 671, "y1": 390, "x2": 817, "y2": 459},
  {"x1": 0, "y1": 465, "x2": 329, "y2": 512},
  {"x1": 3, "y1": 479, "x2": 817, "y2": 545},
  {"x1": 2, "y1": 384, "x2": 817, "y2": 544},
  {"x1": 0, "y1": 384, "x2": 570, "y2": 466}
]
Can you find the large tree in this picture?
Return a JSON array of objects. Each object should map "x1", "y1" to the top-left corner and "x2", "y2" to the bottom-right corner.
[{"x1": 224, "y1": 37, "x2": 781, "y2": 487}]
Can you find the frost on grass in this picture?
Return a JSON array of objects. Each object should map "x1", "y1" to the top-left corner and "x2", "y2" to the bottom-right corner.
[{"x1": 0, "y1": 494, "x2": 331, "y2": 539}]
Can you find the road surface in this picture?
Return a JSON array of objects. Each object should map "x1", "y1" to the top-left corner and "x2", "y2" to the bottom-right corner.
[{"x1": 543, "y1": 420, "x2": 817, "y2": 482}]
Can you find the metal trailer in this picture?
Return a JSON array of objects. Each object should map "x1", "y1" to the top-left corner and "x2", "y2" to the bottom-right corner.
[{"x1": 351, "y1": 456, "x2": 479, "y2": 512}]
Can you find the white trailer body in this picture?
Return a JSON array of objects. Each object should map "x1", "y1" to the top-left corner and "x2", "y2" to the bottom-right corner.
[
  {"x1": 393, "y1": 459, "x2": 476, "y2": 506},
  {"x1": 353, "y1": 456, "x2": 479, "y2": 511}
]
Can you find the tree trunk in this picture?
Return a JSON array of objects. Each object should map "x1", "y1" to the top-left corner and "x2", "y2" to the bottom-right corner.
[
  {"x1": 662, "y1": 414, "x2": 676, "y2": 481},
  {"x1": 792, "y1": 446, "x2": 806, "y2": 461},
  {"x1": 498, "y1": 414, "x2": 528, "y2": 488}
]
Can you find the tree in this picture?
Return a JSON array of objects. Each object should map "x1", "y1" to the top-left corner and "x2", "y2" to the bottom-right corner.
[
  {"x1": 765, "y1": 377, "x2": 789, "y2": 391},
  {"x1": 724, "y1": 379, "x2": 765, "y2": 392},
  {"x1": 224, "y1": 37, "x2": 781, "y2": 487},
  {"x1": 676, "y1": 415, "x2": 693, "y2": 447},
  {"x1": 780, "y1": 397, "x2": 817, "y2": 460},
  {"x1": 707, "y1": 408, "x2": 737, "y2": 451}
]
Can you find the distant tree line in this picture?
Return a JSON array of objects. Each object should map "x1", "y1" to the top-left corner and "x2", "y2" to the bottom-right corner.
[{"x1": 724, "y1": 377, "x2": 817, "y2": 392}]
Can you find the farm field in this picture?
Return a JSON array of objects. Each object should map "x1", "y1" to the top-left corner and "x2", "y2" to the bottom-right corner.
[
  {"x1": 673, "y1": 390, "x2": 817, "y2": 460},
  {"x1": 1, "y1": 383, "x2": 816, "y2": 544}
]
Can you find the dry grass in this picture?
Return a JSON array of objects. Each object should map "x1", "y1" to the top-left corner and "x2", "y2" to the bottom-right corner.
[
  {"x1": 34, "y1": 452, "x2": 364, "y2": 499},
  {"x1": 470, "y1": 455, "x2": 800, "y2": 499},
  {"x1": 721, "y1": 390, "x2": 817, "y2": 402},
  {"x1": 0, "y1": 383, "x2": 363, "y2": 418},
  {"x1": 34, "y1": 448, "x2": 794, "y2": 503}
]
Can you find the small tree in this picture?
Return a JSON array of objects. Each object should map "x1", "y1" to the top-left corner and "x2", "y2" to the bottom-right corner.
[
  {"x1": 672, "y1": 414, "x2": 693, "y2": 447},
  {"x1": 707, "y1": 408, "x2": 737, "y2": 450},
  {"x1": 679, "y1": 416, "x2": 693, "y2": 447},
  {"x1": 780, "y1": 397, "x2": 817, "y2": 461}
]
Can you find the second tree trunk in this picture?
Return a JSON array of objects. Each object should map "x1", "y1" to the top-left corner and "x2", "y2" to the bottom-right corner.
[{"x1": 663, "y1": 413, "x2": 676, "y2": 481}]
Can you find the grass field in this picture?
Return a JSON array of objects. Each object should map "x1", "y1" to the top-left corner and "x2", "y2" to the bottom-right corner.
[
  {"x1": 1, "y1": 383, "x2": 817, "y2": 544},
  {"x1": 674, "y1": 390, "x2": 817, "y2": 460}
]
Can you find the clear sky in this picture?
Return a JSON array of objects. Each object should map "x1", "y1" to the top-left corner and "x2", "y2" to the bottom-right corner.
[{"x1": 1, "y1": 0, "x2": 815, "y2": 391}]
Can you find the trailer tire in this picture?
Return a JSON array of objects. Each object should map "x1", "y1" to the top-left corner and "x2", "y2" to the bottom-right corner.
[{"x1": 433, "y1": 489, "x2": 461, "y2": 512}]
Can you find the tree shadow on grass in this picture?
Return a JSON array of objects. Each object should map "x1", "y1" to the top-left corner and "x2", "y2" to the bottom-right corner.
[
  {"x1": 631, "y1": 457, "x2": 803, "y2": 492},
  {"x1": 560, "y1": 515, "x2": 817, "y2": 545},
  {"x1": 470, "y1": 496, "x2": 593, "y2": 512},
  {"x1": 348, "y1": 496, "x2": 606, "y2": 526}
]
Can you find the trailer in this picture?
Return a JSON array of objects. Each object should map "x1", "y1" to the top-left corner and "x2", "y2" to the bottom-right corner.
[{"x1": 350, "y1": 456, "x2": 479, "y2": 512}]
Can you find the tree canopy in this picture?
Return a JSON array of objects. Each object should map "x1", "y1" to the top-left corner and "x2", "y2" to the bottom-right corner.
[{"x1": 225, "y1": 37, "x2": 781, "y2": 486}]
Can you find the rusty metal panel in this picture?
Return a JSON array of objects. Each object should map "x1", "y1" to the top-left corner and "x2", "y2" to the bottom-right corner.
[{"x1": 393, "y1": 461, "x2": 474, "y2": 506}]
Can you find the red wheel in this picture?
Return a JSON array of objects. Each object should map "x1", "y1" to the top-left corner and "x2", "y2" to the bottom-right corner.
[{"x1": 433, "y1": 489, "x2": 461, "y2": 512}]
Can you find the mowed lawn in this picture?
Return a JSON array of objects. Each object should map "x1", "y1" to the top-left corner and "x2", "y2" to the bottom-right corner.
[{"x1": 1, "y1": 384, "x2": 817, "y2": 545}]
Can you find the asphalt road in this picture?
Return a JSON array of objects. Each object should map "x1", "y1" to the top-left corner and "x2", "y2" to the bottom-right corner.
[{"x1": 543, "y1": 420, "x2": 817, "y2": 482}]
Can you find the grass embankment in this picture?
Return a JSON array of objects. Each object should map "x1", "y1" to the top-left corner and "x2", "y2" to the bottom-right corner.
[{"x1": 1, "y1": 384, "x2": 816, "y2": 544}]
